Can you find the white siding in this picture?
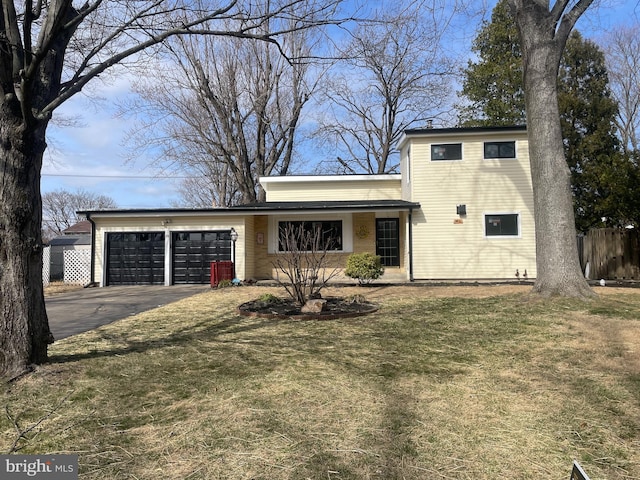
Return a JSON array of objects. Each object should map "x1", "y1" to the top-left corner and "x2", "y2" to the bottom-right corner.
[
  {"x1": 407, "y1": 132, "x2": 536, "y2": 279},
  {"x1": 263, "y1": 178, "x2": 401, "y2": 202}
]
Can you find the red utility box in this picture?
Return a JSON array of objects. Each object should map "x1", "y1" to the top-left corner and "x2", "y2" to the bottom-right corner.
[{"x1": 210, "y1": 261, "x2": 234, "y2": 287}]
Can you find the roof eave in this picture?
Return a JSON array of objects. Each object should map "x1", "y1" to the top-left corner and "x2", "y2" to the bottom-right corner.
[
  {"x1": 79, "y1": 201, "x2": 421, "y2": 219},
  {"x1": 397, "y1": 125, "x2": 527, "y2": 150}
]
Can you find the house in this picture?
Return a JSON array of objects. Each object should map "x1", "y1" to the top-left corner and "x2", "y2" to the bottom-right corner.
[
  {"x1": 80, "y1": 126, "x2": 536, "y2": 286},
  {"x1": 47, "y1": 220, "x2": 92, "y2": 281}
]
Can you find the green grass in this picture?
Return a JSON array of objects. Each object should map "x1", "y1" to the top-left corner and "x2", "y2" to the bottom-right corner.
[{"x1": 2, "y1": 285, "x2": 640, "y2": 479}]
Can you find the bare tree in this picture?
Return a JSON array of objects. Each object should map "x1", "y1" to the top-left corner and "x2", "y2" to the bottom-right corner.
[
  {"x1": 42, "y1": 188, "x2": 116, "y2": 240},
  {"x1": 0, "y1": 0, "x2": 348, "y2": 381},
  {"x1": 170, "y1": 176, "x2": 238, "y2": 208},
  {"x1": 273, "y1": 222, "x2": 341, "y2": 305},
  {"x1": 125, "y1": 7, "x2": 322, "y2": 205},
  {"x1": 603, "y1": 22, "x2": 640, "y2": 154},
  {"x1": 315, "y1": 0, "x2": 455, "y2": 174},
  {"x1": 167, "y1": 149, "x2": 242, "y2": 208},
  {"x1": 507, "y1": 0, "x2": 595, "y2": 298}
]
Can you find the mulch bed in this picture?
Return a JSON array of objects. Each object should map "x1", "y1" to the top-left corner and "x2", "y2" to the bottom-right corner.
[{"x1": 238, "y1": 296, "x2": 378, "y2": 320}]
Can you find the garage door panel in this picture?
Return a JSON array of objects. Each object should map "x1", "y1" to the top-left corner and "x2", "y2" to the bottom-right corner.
[
  {"x1": 107, "y1": 232, "x2": 165, "y2": 286},
  {"x1": 172, "y1": 231, "x2": 232, "y2": 284}
]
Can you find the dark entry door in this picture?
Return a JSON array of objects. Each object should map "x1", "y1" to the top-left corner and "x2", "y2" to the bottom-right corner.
[
  {"x1": 106, "y1": 232, "x2": 165, "y2": 285},
  {"x1": 172, "y1": 231, "x2": 232, "y2": 284},
  {"x1": 376, "y1": 218, "x2": 400, "y2": 267}
]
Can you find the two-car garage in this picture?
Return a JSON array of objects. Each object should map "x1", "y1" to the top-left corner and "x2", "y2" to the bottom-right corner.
[{"x1": 105, "y1": 230, "x2": 233, "y2": 286}]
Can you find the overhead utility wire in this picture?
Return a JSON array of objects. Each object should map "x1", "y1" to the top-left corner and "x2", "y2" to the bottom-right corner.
[{"x1": 42, "y1": 173, "x2": 195, "y2": 179}]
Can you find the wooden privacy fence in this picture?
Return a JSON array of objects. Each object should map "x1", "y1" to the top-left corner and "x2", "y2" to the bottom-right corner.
[{"x1": 579, "y1": 228, "x2": 640, "y2": 280}]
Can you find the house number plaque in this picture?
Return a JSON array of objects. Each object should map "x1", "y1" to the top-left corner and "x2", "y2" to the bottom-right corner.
[{"x1": 356, "y1": 225, "x2": 369, "y2": 239}]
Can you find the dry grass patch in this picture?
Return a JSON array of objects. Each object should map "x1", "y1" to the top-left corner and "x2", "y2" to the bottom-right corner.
[
  {"x1": 44, "y1": 281, "x2": 84, "y2": 296},
  {"x1": 2, "y1": 285, "x2": 639, "y2": 479}
]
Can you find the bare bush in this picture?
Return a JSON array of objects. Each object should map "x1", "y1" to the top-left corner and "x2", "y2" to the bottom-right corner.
[{"x1": 272, "y1": 223, "x2": 341, "y2": 305}]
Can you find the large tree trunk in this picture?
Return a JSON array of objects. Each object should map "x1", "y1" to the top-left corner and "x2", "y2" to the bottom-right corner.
[
  {"x1": 515, "y1": 4, "x2": 594, "y2": 298},
  {"x1": 0, "y1": 106, "x2": 53, "y2": 381}
]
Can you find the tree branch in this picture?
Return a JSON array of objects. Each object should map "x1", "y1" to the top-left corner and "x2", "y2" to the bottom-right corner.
[
  {"x1": 556, "y1": 0, "x2": 594, "y2": 42},
  {"x1": 5, "y1": 390, "x2": 75, "y2": 454}
]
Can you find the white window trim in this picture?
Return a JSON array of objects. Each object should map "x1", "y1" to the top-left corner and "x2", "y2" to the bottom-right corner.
[
  {"x1": 483, "y1": 211, "x2": 521, "y2": 238},
  {"x1": 483, "y1": 140, "x2": 518, "y2": 160},
  {"x1": 430, "y1": 142, "x2": 463, "y2": 162},
  {"x1": 268, "y1": 214, "x2": 353, "y2": 254}
]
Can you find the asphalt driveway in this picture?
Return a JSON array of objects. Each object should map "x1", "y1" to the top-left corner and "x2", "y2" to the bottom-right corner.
[{"x1": 46, "y1": 285, "x2": 209, "y2": 340}]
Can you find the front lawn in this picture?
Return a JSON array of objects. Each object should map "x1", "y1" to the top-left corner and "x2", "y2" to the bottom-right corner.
[{"x1": 2, "y1": 285, "x2": 639, "y2": 479}]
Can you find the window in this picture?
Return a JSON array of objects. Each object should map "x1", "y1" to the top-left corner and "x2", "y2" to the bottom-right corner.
[
  {"x1": 431, "y1": 143, "x2": 462, "y2": 161},
  {"x1": 278, "y1": 220, "x2": 343, "y2": 251},
  {"x1": 484, "y1": 141, "x2": 516, "y2": 159},
  {"x1": 485, "y1": 214, "x2": 519, "y2": 237}
]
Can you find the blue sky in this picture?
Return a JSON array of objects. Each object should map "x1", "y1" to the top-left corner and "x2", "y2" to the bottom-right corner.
[
  {"x1": 43, "y1": 74, "x2": 182, "y2": 209},
  {"x1": 41, "y1": 0, "x2": 640, "y2": 210}
]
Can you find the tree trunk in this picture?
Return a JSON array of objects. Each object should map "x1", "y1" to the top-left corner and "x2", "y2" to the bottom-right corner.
[
  {"x1": 517, "y1": 9, "x2": 594, "y2": 298},
  {"x1": 0, "y1": 106, "x2": 53, "y2": 381}
]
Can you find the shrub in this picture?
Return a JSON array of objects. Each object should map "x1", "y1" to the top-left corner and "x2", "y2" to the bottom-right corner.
[
  {"x1": 344, "y1": 253, "x2": 384, "y2": 285},
  {"x1": 216, "y1": 279, "x2": 233, "y2": 288},
  {"x1": 346, "y1": 293, "x2": 367, "y2": 304},
  {"x1": 258, "y1": 293, "x2": 282, "y2": 304}
]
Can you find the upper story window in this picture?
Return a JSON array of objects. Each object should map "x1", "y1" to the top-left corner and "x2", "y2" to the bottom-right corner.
[
  {"x1": 485, "y1": 213, "x2": 519, "y2": 237},
  {"x1": 484, "y1": 141, "x2": 516, "y2": 159},
  {"x1": 431, "y1": 143, "x2": 462, "y2": 161}
]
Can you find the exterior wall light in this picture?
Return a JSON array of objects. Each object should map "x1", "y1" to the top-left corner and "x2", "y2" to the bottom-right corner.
[{"x1": 230, "y1": 228, "x2": 238, "y2": 279}]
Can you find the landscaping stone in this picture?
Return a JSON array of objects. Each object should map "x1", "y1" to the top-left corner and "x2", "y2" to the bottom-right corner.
[{"x1": 301, "y1": 298, "x2": 327, "y2": 313}]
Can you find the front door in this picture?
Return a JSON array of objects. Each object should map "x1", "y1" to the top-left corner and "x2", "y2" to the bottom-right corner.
[{"x1": 376, "y1": 218, "x2": 400, "y2": 267}]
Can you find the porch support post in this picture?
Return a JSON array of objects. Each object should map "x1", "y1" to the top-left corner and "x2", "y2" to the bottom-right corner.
[{"x1": 408, "y1": 209, "x2": 414, "y2": 282}]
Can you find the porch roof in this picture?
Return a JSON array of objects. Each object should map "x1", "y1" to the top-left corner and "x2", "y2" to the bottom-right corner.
[
  {"x1": 79, "y1": 200, "x2": 420, "y2": 219},
  {"x1": 231, "y1": 200, "x2": 420, "y2": 212}
]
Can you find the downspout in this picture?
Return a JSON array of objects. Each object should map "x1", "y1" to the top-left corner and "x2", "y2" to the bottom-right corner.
[
  {"x1": 85, "y1": 213, "x2": 98, "y2": 288},
  {"x1": 408, "y1": 208, "x2": 414, "y2": 282}
]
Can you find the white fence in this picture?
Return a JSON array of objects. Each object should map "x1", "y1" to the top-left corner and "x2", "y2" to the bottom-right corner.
[
  {"x1": 43, "y1": 246, "x2": 51, "y2": 287},
  {"x1": 43, "y1": 247, "x2": 91, "y2": 286},
  {"x1": 63, "y1": 249, "x2": 92, "y2": 285}
]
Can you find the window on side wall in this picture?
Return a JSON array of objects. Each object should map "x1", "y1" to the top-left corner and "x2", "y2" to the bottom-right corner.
[
  {"x1": 484, "y1": 141, "x2": 516, "y2": 159},
  {"x1": 485, "y1": 213, "x2": 519, "y2": 237},
  {"x1": 278, "y1": 220, "x2": 343, "y2": 251},
  {"x1": 431, "y1": 143, "x2": 462, "y2": 161}
]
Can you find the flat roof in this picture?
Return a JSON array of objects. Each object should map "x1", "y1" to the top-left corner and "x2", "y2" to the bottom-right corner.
[
  {"x1": 48, "y1": 236, "x2": 91, "y2": 246},
  {"x1": 234, "y1": 200, "x2": 419, "y2": 211},
  {"x1": 404, "y1": 125, "x2": 526, "y2": 135},
  {"x1": 397, "y1": 125, "x2": 527, "y2": 149},
  {"x1": 260, "y1": 174, "x2": 401, "y2": 185},
  {"x1": 80, "y1": 200, "x2": 420, "y2": 218}
]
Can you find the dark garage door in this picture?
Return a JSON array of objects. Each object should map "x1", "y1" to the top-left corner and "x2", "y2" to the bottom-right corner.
[
  {"x1": 172, "y1": 231, "x2": 232, "y2": 284},
  {"x1": 106, "y1": 232, "x2": 165, "y2": 285}
]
